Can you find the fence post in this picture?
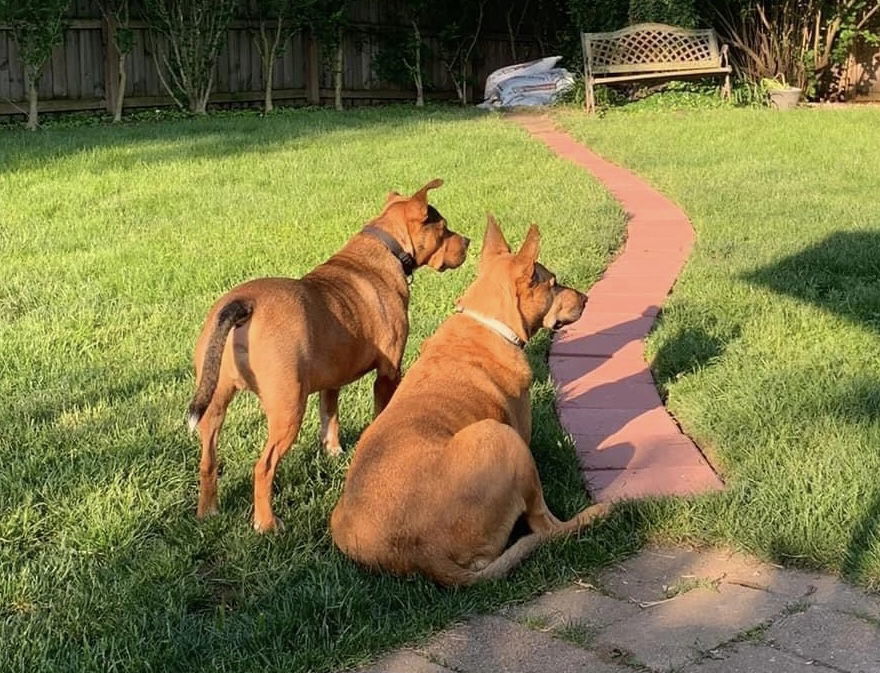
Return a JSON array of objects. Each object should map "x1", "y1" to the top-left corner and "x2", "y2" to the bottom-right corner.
[
  {"x1": 102, "y1": 15, "x2": 119, "y2": 115},
  {"x1": 305, "y1": 31, "x2": 320, "y2": 105}
]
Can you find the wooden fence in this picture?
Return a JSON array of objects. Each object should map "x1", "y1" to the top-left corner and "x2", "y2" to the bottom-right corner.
[
  {"x1": 0, "y1": 0, "x2": 542, "y2": 116},
  {"x1": 841, "y1": 41, "x2": 880, "y2": 101}
]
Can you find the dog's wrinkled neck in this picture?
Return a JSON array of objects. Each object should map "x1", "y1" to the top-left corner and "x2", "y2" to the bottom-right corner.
[
  {"x1": 362, "y1": 225, "x2": 416, "y2": 278},
  {"x1": 455, "y1": 307, "x2": 525, "y2": 349}
]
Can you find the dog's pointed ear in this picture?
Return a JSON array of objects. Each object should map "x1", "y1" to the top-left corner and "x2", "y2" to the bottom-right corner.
[
  {"x1": 386, "y1": 190, "x2": 402, "y2": 203},
  {"x1": 482, "y1": 213, "x2": 511, "y2": 259},
  {"x1": 412, "y1": 178, "x2": 444, "y2": 203},
  {"x1": 516, "y1": 224, "x2": 540, "y2": 270}
]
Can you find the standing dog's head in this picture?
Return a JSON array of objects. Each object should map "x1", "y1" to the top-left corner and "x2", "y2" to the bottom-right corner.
[
  {"x1": 376, "y1": 179, "x2": 470, "y2": 271},
  {"x1": 456, "y1": 214, "x2": 586, "y2": 342}
]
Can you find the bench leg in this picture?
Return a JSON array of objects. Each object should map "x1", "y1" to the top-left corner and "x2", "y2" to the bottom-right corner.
[
  {"x1": 723, "y1": 72, "x2": 732, "y2": 101},
  {"x1": 585, "y1": 77, "x2": 596, "y2": 114}
]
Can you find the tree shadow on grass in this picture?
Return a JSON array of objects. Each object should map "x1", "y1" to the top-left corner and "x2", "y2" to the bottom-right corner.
[
  {"x1": 0, "y1": 106, "x2": 487, "y2": 175},
  {"x1": 745, "y1": 231, "x2": 880, "y2": 334},
  {"x1": 651, "y1": 321, "x2": 741, "y2": 393},
  {"x1": 0, "y1": 337, "x2": 650, "y2": 673},
  {"x1": 744, "y1": 231, "x2": 880, "y2": 583}
]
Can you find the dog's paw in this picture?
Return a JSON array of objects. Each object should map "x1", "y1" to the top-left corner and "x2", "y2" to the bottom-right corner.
[
  {"x1": 196, "y1": 502, "x2": 219, "y2": 519},
  {"x1": 323, "y1": 443, "x2": 343, "y2": 457},
  {"x1": 196, "y1": 505, "x2": 217, "y2": 519},
  {"x1": 253, "y1": 516, "x2": 285, "y2": 534}
]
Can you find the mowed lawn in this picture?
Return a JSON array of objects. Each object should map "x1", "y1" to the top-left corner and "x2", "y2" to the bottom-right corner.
[
  {"x1": 0, "y1": 107, "x2": 627, "y2": 673},
  {"x1": 558, "y1": 106, "x2": 880, "y2": 587}
]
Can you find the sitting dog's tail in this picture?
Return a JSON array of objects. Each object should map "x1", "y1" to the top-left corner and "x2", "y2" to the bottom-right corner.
[
  {"x1": 434, "y1": 502, "x2": 612, "y2": 587},
  {"x1": 187, "y1": 299, "x2": 253, "y2": 432}
]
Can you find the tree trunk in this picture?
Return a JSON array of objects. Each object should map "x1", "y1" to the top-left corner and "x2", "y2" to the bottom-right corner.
[
  {"x1": 259, "y1": 18, "x2": 284, "y2": 114},
  {"x1": 412, "y1": 21, "x2": 424, "y2": 107},
  {"x1": 506, "y1": 6, "x2": 517, "y2": 61},
  {"x1": 415, "y1": 70, "x2": 424, "y2": 106},
  {"x1": 334, "y1": 27, "x2": 343, "y2": 111},
  {"x1": 460, "y1": 61, "x2": 468, "y2": 105},
  {"x1": 114, "y1": 52, "x2": 127, "y2": 122},
  {"x1": 25, "y1": 65, "x2": 39, "y2": 131},
  {"x1": 193, "y1": 88, "x2": 208, "y2": 115},
  {"x1": 264, "y1": 58, "x2": 275, "y2": 113}
]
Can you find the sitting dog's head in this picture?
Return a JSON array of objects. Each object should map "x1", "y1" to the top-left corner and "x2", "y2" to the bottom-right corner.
[
  {"x1": 379, "y1": 179, "x2": 469, "y2": 271},
  {"x1": 457, "y1": 214, "x2": 586, "y2": 342}
]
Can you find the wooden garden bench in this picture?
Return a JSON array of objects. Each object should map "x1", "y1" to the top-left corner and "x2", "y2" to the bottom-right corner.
[{"x1": 581, "y1": 23, "x2": 732, "y2": 112}]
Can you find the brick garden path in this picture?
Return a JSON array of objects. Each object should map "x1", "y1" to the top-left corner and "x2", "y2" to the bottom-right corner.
[
  {"x1": 349, "y1": 115, "x2": 880, "y2": 673},
  {"x1": 511, "y1": 113, "x2": 723, "y2": 502}
]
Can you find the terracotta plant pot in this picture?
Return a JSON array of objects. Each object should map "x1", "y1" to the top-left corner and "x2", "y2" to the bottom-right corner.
[{"x1": 768, "y1": 87, "x2": 801, "y2": 110}]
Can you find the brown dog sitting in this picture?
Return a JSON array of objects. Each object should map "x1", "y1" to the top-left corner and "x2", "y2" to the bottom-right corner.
[
  {"x1": 330, "y1": 214, "x2": 611, "y2": 586},
  {"x1": 187, "y1": 179, "x2": 469, "y2": 532}
]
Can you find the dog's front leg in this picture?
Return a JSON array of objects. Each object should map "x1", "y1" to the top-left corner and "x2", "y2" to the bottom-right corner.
[
  {"x1": 373, "y1": 372, "x2": 401, "y2": 417},
  {"x1": 320, "y1": 389, "x2": 343, "y2": 456}
]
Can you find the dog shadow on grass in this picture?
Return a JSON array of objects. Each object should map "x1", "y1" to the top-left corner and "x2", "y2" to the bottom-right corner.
[{"x1": 744, "y1": 230, "x2": 880, "y2": 582}]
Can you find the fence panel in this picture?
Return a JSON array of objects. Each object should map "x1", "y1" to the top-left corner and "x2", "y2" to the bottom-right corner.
[{"x1": 0, "y1": 0, "x2": 543, "y2": 116}]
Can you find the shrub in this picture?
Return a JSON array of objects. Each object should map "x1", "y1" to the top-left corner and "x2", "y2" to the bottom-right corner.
[
  {"x1": 628, "y1": 0, "x2": 698, "y2": 26},
  {"x1": 141, "y1": 0, "x2": 238, "y2": 114},
  {"x1": 0, "y1": 0, "x2": 69, "y2": 130}
]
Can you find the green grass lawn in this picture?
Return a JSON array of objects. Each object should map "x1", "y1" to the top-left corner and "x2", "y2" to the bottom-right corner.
[
  {"x1": 0, "y1": 106, "x2": 629, "y2": 673},
  {"x1": 557, "y1": 105, "x2": 880, "y2": 588}
]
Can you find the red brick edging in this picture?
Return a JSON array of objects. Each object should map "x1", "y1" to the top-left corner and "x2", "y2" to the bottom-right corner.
[{"x1": 510, "y1": 114, "x2": 723, "y2": 502}]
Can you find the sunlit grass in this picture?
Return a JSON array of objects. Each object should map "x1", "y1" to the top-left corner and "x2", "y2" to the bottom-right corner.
[
  {"x1": 557, "y1": 105, "x2": 880, "y2": 588},
  {"x1": 0, "y1": 106, "x2": 626, "y2": 673}
]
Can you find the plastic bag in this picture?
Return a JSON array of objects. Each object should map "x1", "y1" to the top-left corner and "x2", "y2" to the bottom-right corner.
[{"x1": 478, "y1": 56, "x2": 574, "y2": 109}]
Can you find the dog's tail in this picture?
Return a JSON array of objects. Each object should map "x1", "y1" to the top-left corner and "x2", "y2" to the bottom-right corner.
[
  {"x1": 187, "y1": 299, "x2": 253, "y2": 432},
  {"x1": 435, "y1": 502, "x2": 612, "y2": 587}
]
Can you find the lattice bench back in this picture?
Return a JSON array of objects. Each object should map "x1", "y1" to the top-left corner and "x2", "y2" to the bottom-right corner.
[{"x1": 584, "y1": 23, "x2": 723, "y2": 74}]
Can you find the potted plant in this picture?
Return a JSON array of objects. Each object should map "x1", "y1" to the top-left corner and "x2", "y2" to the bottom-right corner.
[{"x1": 762, "y1": 75, "x2": 801, "y2": 110}]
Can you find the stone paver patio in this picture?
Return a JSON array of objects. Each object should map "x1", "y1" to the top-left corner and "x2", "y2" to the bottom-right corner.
[{"x1": 358, "y1": 546, "x2": 880, "y2": 673}]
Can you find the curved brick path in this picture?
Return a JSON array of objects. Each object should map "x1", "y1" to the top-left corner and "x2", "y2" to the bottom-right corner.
[{"x1": 509, "y1": 114, "x2": 723, "y2": 502}]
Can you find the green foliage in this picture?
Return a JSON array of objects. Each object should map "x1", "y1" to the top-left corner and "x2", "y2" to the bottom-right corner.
[
  {"x1": 96, "y1": 0, "x2": 133, "y2": 54},
  {"x1": 558, "y1": 77, "x2": 762, "y2": 112},
  {"x1": 628, "y1": 0, "x2": 698, "y2": 26},
  {"x1": 0, "y1": 0, "x2": 69, "y2": 70},
  {"x1": 566, "y1": 0, "x2": 628, "y2": 32},
  {"x1": 141, "y1": 0, "x2": 238, "y2": 113},
  {"x1": 373, "y1": 26, "x2": 430, "y2": 89},
  {"x1": 434, "y1": 0, "x2": 487, "y2": 103},
  {"x1": 712, "y1": 1, "x2": 880, "y2": 99},
  {"x1": 308, "y1": 0, "x2": 347, "y2": 51},
  {"x1": 251, "y1": 0, "x2": 315, "y2": 42}
]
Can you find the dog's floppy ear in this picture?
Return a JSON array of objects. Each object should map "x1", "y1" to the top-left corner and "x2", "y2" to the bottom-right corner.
[
  {"x1": 412, "y1": 178, "x2": 444, "y2": 203},
  {"x1": 406, "y1": 179, "x2": 443, "y2": 222},
  {"x1": 515, "y1": 224, "x2": 540, "y2": 273},
  {"x1": 482, "y1": 213, "x2": 511, "y2": 259}
]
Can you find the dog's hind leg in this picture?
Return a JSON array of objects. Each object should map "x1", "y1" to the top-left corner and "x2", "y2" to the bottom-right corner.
[
  {"x1": 373, "y1": 372, "x2": 400, "y2": 417},
  {"x1": 252, "y1": 386, "x2": 306, "y2": 533},
  {"x1": 320, "y1": 388, "x2": 342, "y2": 456},
  {"x1": 520, "y1": 461, "x2": 611, "y2": 537},
  {"x1": 196, "y1": 379, "x2": 237, "y2": 518}
]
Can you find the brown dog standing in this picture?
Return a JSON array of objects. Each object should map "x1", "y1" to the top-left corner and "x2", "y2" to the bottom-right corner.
[
  {"x1": 330, "y1": 214, "x2": 609, "y2": 585},
  {"x1": 188, "y1": 180, "x2": 469, "y2": 532}
]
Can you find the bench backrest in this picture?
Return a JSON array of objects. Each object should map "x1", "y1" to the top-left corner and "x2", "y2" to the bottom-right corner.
[{"x1": 583, "y1": 23, "x2": 723, "y2": 75}]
